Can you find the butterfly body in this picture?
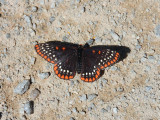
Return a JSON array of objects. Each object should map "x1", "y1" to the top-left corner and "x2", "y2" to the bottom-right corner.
[{"x1": 35, "y1": 41, "x2": 120, "y2": 82}]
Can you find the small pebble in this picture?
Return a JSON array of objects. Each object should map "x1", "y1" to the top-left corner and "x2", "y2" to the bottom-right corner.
[
  {"x1": 24, "y1": 101, "x2": 34, "y2": 114},
  {"x1": 116, "y1": 86, "x2": 124, "y2": 92},
  {"x1": 148, "y1": 56, "x2": 155, "y2": 63},
  {"x1": 6, "y1": 33, "x2": 11, "y2": 38},
  {"x1": 6, "y1": 76, "x2": 12, "y2": 82},
  {"x1": 145, "y1": 86, "x2": 152, "y2": 92},
  {"x1": 95, "y1": 37, "x2": 102, "y2": 44},
  {"x1": 79, "y1": 94, "x2": 87, "y2": 101},
  {"x1": 110, "y1": 31, "x2": 119, "y2": 41},
  {"x1": 24, "y1": 15, "x2": 32, "y2": 24},
  {"x1": 88, "y1": 103, "x2": 96, "y2": 111},
  {"x1": 32, "y1": 6, "x2": 38, "y2": 12},
  {"x1": 80, "y1": 110, "x2": 86, "y2": 115},
  {"x1": 101, "y1": 108, "x2": 108, "y2": 113},
  {"x1": 38, "y1": 72, "x2": 50, "y2": 80},
  {"x1": 141, "y1": 57, "x2": 147, "y2": 62},
  {"x1": 30, "y1": 57, "x2": 36, "y2": 65},
  {"x1": 72, "y1": 107, "x2": 78, "y2": 113},
  {"x1": 49, "y1": 16, "x2": 55, "y2": 23},
  {"x1": 145, "y1": 66, "x2": 151, "y2": 72},
  {"x1": 70, "y1": 117, "x2": 75, "y2": 120},
  {"x1": 29, "y1": 29, "x2": 36, "y2": 36},
  {"x1": 113, "y1": 107, "x2": 118, "y2": 114},
  {"x1": 30, "y1": 88, "x2": 41, "y2": 100},
  {"x1": 87, "y1": 94, "x2": 98, "y2": 101},
  {"x1": 14, "y1": 80, "x2": 31, "y2": 95},
  {"x1": 155, "y1": 24, "x2": 160, "y2": 37},
  {"x1": 110, "y1": 66, "x2": 117, "y2": 71}
]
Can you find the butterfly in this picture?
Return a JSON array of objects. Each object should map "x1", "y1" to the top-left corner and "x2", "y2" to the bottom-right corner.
[{"x1": 35, "y1": 41, "x2": 120, "y2": 82}]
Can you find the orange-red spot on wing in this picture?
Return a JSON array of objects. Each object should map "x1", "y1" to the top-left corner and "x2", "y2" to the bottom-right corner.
[
  {"x1": 54, "y1": 66, "x2": 58, "y2": 70},
  {"x1": 47, "y1": 58, "x2": 50, "y2": 62},
  {"x1": 58, "y1": 74, "x2": 61, "y2": 78},
  {"x1": 35, "y1": 45, "x2": 39, "y2": 48},
  {"x1": 85, "y1": 78, "x2": 89, "y2": 82},
  {"x1": 37, "y1": 50, "x2": 40, "y2": 53},
  {"x1": 56, "y1": 46, "x2": 59, "y2": 50},
  {"x1": 92, "y1": 50, "x2": 96, "y2": 54},
  {"x1": 98, "y1": 50, "x2": 101, "y2": 54},
  {"x1": 62, "y1": 47, "x2": 66, "y2": 51},
  {"x1": 89, "y1": 78, "x2": 92, "y2": 82},
  {"x1": 113, "y1": 59, "x2": 116, "y2": 62},
  {"x1": 55, "y1": 70, "x2": 58, "y2": 74},
  {"x1": 93, "y1": 77, "x2": 96, "y2": 81},
  {"x1": 95, "y1": 75, "x2": 98, "y2": 79},
  {"x1": 81, "y1": 77, "x2": 85, "y2": 81},
  {"x1": 96, "y1": 70, "x2": 100, "y2": 76},
  {"x1": 100, "y1": 66, "x2": 104, "y2": 69},
  {"x1": 51, "y1": 61, "x2": 54, "y2": 64},
  {"x1": 65, "y1": 76, "x2": 69, "y2": 79},
  {"x1": 61, "y1": 75, "x2": 64, "y2": 79},
  {"x1": 69, "y1": 76, "x2": 73, "y2": 79},
  {"x1": 41, "y1": 54, "x2": 44, "y2": 57},
  {"x1": 108, "y1": 62, "x2": 111, "y2": 66},
  {"x1": 115, "y1": 57, "x2": 118, "y2": 60},
  {"x1": 104, "y1": 64, "x2": 108, "y2": 67},
  {"x1": 111, "y1": 61, "x2": 114, "y2": 64},
  {"x1": 44, "y1": 56, "x2": 47, "y2": 59}
]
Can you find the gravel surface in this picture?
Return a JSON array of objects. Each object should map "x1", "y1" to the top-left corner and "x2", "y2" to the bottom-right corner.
[{"x1": 0, "y1": 0, "x2": 160, "y2": 120}]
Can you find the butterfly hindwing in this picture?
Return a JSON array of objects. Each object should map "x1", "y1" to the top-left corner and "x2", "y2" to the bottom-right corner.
[
  {"x1": 35, "y1": 41, "x2": 79, "y2": 80},
  {"x1": 81, "y1": 46, "x2": 120, "y2": 82}
]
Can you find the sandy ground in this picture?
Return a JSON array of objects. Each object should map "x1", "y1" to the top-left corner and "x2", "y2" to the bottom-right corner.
[{"x1": 0, "y1": 0, "x2": 160, "y2": 120}]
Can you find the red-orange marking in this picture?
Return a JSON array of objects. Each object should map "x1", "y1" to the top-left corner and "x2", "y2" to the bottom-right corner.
[
  {"x1": 108, "y1": 62, "x2": 110, "y2": 65},
  {"x1": 61, "y1": 75, "x2": 64, "y2": 79},
  {"x1": 85, "y1": 78, "x2": 89, "y2": 82},
  {"x1": 96, "y1": 70, "x2": 100, "y2": 76},
  {"x1": 47, "y1": 58, "x2": 50, "y2": 62},
  {"x1": 115, "y1": 57, "x2": 118, "y2": 60},
  {"x1": 56, "y1": 46, "x2": 59, "y2": 50},
  {"x1": 62, "y1": 47, "x2": 66, "y2": 51},
  {"x1": 69, "y1": 76, "x2": 73, "y2": 79},
  {"x1": 65, "y1": 76, "x2": 69, "y2": 79},
  {"x1": 55, "y1": 70, "x2": 58, "y2": 74},
  {"x1": 111, "y1": 61, "x2": 114, "y2": 64},
  {"x1": 104, "y1": 64, "x2": 108, "y2": 67},
  {"x1": 37, "y1": 50, "x2": 40, "y2": 53},
  {"x1": 100, "y1": 66, "x2": 104, "y2": 69},
  {"x1": 98, "y1": 50, "x2": 101, "y2": 54},
  {"x1": 58, "y1": 74, "x2": 61, "y2": 77},
  {"x1": 93, "y1": 77, "x2": 96, "y2": 81},
  {"x1": 44, "y1": 56, "x2": 47, "y2": 59},
  {"x1": 54, "y1": 66, "x2": 58, "y2": 70},
  {"x1": 38, "y1": 52, "x2": 42, "y2": 55},
  {"x1": 92, "y1": 50, "x2": 96, "y2": 53},
  {"x1": 81, "y1": 77, "x2": 85, "y2": 81},
  {"x1": 35, "y1": 45, "x2": 38, "y2": 47},
  {"x1": 113, "y1": 59, "x2": 116, "y2": 62},
  {"x1": 41, "y1": 54, "x2": 44, "y2": 57},
  {"x1": 51, "y1": 61, "x2": 54, "y2": 64},
  {"x1": 89, "y1": 78, "x2": 92, "y2": 82},
  {"x1": 95, "y1": 75, "x2": 98, "y2": 79},
  {"x1": 36, "y1": 47, "x2": 40, "y2": 50}
]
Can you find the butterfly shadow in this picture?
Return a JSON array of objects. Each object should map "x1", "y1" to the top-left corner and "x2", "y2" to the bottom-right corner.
[{"x1": 98, "y1": 45, "x2": 131, "y2": 78}]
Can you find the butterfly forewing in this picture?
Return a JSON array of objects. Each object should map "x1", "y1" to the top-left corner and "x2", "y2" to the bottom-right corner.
[
  {"x1": 35, "y1": 41, "x2": 79, "y2": 80},
  {"x1": 81, "y1": 47, "x2": 120, "y2": 82}
]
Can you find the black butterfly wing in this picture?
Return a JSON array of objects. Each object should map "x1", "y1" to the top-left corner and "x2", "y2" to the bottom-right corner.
[
  {"x1": 35, "y1": 41, "x2": 79, "y2": 80},
  {"x1": 81, "y1": 46, "x2": 120, "y2": 82}
]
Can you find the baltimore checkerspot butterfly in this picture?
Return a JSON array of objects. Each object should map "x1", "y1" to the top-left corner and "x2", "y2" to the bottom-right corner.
[{"x1": 35, "y1": 40, "x2": 120, "y2": 82}]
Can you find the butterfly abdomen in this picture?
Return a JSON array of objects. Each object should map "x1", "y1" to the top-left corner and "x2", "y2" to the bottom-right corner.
[{"x1": 76, "y1": 47, "x2": 83, "y2": 74}]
